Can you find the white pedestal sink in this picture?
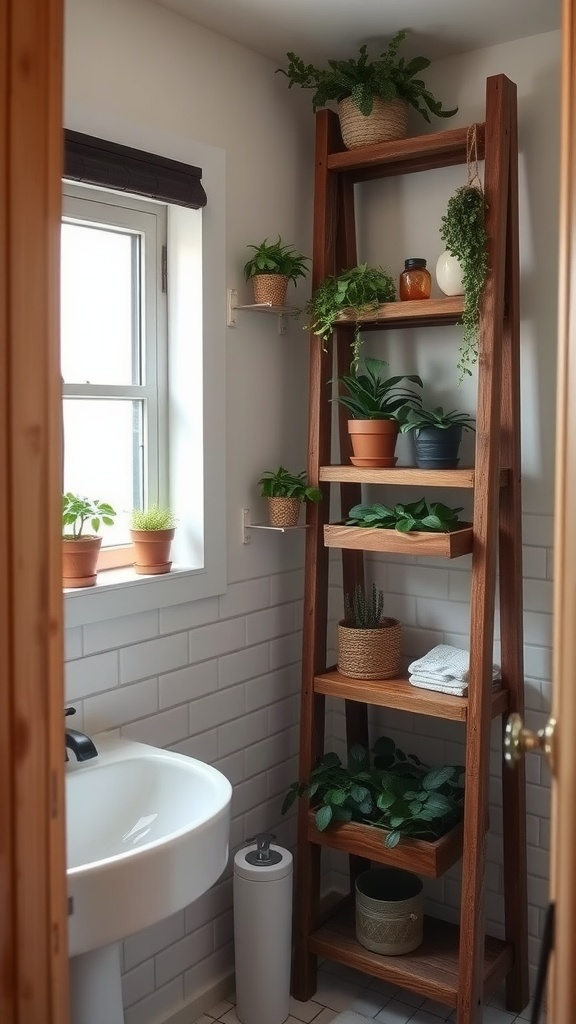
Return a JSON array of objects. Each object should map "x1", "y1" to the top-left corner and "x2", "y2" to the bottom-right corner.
[{"x1": 66, "y1": 734, "x2": 232, "y2": 1024}]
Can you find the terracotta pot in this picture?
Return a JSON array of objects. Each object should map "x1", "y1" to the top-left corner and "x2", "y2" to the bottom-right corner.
[
  {"x1": 348, "y1": 419, "x2": 400, "y2": 467},
  {"x1": 252, "y1": 274, "x2": 289, "y2": 307},
  {"x1": 62, "y1": 536, "x2": 102, "y2": 588},
  {"x1": 267, "y1": 496, "x2": 301, "y2": 527},
  {"x1": 338, "y1": 618, "x2": 402, "y2": 680},
  {"x1": 130, "y1": 528, "x2": 175, "y2": 575}
]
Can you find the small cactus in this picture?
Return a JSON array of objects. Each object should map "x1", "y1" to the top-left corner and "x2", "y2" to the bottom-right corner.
[{"x1": 344, "y1": 583, "x2": 384, "y2": 629}]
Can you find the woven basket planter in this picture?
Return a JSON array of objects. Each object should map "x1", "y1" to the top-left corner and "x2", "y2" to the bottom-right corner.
[
  {"x1": 337, "y1": 617, "x2": 402, "y2": 679},
  {"x1": 267, "y1": 496, "x2": 301, "y2": 527},
  {"x1": 338, "y1": 97, "x2": 409, "y2": 150},
  {"x1": 355, "y1": 868, "x2": 423, "y2": 955},
  {"x1": 252, "y1": 274, "x2": 289, "y2": 306}
]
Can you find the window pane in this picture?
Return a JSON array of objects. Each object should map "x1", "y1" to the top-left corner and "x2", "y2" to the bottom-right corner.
[
  {"x1": 63, "y1": 399, "x2": 143, "y2": 546},
  {"x1": 61, "y1": 222, "x2": 140, "y2": 385}
]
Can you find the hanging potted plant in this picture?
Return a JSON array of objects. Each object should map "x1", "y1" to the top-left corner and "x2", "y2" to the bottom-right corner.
[
  {"x1": 130, "y1": 505, "x2": 177, "y2": 575},
  {"x1": 62, "y1": 493, "x2": 116, "y2": 588},
  {"x1": 243, "y1": 236, "x2": 310, "y2": 307},
  {"x1": 400, "y1": 406, "x2": 476, "y2": 469},
  {"x1": 277, "y1": 31, "x2": 457, "y2": 150},
  {"x1": 338, "y1": 584, "x2": 401, "y2": 680},
  {"x1": 306, "y1": 264, "x2": 396, "y2": 371},
  {"x1": 331, "y1": 357, "x2": 422, "y2": 467},
  {"x1": 258, "y1": 466, "x2": 322, "y2": 527}
]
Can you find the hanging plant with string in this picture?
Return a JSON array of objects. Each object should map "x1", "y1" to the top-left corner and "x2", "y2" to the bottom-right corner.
[{"x1": 439, "y1": 125, "x2": 488, "y2": 381}]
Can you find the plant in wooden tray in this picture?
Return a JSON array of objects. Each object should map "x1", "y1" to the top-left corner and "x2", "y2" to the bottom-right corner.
[
  {"x1": 258, "y1": 465, "x2": 322, "y2": 527},
  {"x1": 338, "y1": 583, "x2": 401, "y2": 679},
  {"x1": 282, "y1": 735, "x2": 465, "y2": 848},
  {"x1": 62, "y1": 493, "x2": 117, "y2": 589},
  {"x1": 346, "y1": 498, "x2": 463, "y2": 533},
  {"x1": 306, "y1": 265, "x2": 396, "y2": 371},
  {"x1": 244, "y1": 236, "x2": 310, "y2": 306},
  {"x1": 400, "y1": 406, "x2": 476, "y2": 469},
  {"x1": 130, "y1": 505, "x2": 177, "y2": 576}
]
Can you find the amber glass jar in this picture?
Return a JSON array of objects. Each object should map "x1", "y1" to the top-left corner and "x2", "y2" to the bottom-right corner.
[{"x1": 399, "y1": 258, "x2": 431, "y2": 301}]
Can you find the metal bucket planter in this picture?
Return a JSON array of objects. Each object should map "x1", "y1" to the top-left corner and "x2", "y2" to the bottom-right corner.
[
  {"x1": 355, "y1": 867, "x2": 423, "y2": 955},
  {"x1": 413, "y1": 424, "x2": 463, "y2": 469}
]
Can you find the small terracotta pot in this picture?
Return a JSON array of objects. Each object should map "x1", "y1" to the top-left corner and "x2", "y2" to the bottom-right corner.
[
  {"x1": 62, "y1": 536, "x2": 102, "y2": 588},
  {"x1": 348, "y1": 419, "x2": 400, "y2": 467},
  {"x1": 338, "y1": 618, "x2": 402, "y2": 680},
  {"x1": 267, "y1": 497, "x2": 301, "y2": 527},
  {"x1": 130, "y1": 528, "x2": 175, "y2": 575},
  {"x1": 252, "y1": 274, "x2": 289, "y2": 307}
]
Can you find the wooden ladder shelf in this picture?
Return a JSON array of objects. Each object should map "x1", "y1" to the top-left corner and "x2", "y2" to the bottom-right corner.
[{"x1": 293, "y1": 75, "x2": 528, "y2": 1024}]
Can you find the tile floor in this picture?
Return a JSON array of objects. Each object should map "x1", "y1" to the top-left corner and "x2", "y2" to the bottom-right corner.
[{"x1": 196, "y1": 962, "x2": 535, "y2": 1024}]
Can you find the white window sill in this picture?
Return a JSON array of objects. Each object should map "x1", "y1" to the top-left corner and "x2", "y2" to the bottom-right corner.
[{"x1": 64, "y1": 564, "x2": 224, "y2": 629}]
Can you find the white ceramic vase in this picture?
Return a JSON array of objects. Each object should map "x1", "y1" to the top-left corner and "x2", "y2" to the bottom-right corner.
[{"x1": 436, "y1": 250, "x2": 464, "y2": 296}]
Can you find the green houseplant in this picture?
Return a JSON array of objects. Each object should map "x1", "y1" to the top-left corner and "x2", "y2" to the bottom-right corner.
[
  {"x1": 278, "y1": 31, "x2": 458, "y2": 150},
  {"x1": 258, "y1": 466, "x2": 322, "y2": 527},
  {"x1": 439, "y1": 185, "x2": 488, "y2": 381},
  {"x1": 346, "y1": 499, "x2": 463, "y2": 533},
  {"x1": 62, "y1": 493, "x2": 116, "y2": 588},
  {"x1": 130, "y1": 505, "x2": 177, "y2": 576},
  {"x1": 332, "y1": 357, "x2": 422, "y2": 467},
  {"x1": 244, "y1": 236, "x2": 310, "y2": 307},
  {"x1": 282, "y1": 735, "x2": 465, "y2": 849},
  {"x1": 306, "y1": 264, "x2": 396, "y2": 370},
  {"x1": 338, "y1": 583, "x2": 401, "y2": 680},
  {"x1": 400, "y1": 406, "x2": 476, "y2": 469}
]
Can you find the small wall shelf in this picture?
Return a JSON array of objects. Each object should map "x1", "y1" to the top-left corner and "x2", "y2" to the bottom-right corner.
[
  {"x1": 242, "y1": 507, "x2": 309, "y2": 544},
  {"x1": 227, "y1": 288, "x2": 298, "y2": 334}
]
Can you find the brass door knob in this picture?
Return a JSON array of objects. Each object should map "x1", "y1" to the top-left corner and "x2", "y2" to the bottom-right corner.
[{"x1": 504, "y1": 712, "x2": 556, "y2": 771}]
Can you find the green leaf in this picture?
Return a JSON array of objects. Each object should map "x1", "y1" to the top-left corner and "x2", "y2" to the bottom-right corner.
[
  {"x1": 422, "y1": 767, "x2": 457, "y2": 791},
  {"x1": 384, "y1": 830, "x2": 401, "y2": 848},
  {"x1": 315, "y1": 805, "x2": 333, "y2": 831},
  {"x1": 350, "y1": 785, "x2": 370, "y2": 803}
]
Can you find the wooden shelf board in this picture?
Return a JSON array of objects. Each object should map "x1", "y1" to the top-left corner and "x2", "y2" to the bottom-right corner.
[
  {"x1": 308, "y1": 906, "x2": 512, "y2": 1008},
  {"x1": 314, "y1": 670, "x2": 510, "y2": 722},
  {"x1": 334, "y1": 296, "x2": 463, "y2": 330},
  {"x1": 320, "y1": 466, "x2": 510, "y2": 488},
  {"x1": 326, "y1": 124, "x2": 486, "y2": 181},
  {"x1": 324, "y1": 522, "x2": 473, "y2": 558},
  {"x1": 308, "y1": 814, "x2": 463, "y2": 878}
]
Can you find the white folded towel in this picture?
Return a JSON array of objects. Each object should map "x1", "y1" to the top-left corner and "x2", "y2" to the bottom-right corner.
[
  {"x1": 409, "y1": 675, "x2": 469, "y2": 697},
  {"x1": 408, "y1": 644, "x2": 500, "y2": 684}
]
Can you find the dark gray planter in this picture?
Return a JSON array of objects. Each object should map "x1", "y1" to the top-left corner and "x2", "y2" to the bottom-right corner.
[{"x1": 413, "y1": 424, "x2": 463, "y2": 469}]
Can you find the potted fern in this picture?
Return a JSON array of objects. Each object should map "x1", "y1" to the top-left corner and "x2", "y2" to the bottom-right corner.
[
  {"x1": 258, "y1": 466, "x2": 322, "y2": 527},
  {"x1": 62, "y1": 493, "x2": 116, "y2": 588},
  {"x1": 338, "y1": 583, "x2": 401, "y2": 680},
  {"x1": 244, "y1": 236, "x2": 310, "y2": 307},
  {"x1": 306, "y1": 265, "x2": 396, "y2": 371},
  {"x1": 130, "y1": 505, "x2": 177, "y2": 575}
]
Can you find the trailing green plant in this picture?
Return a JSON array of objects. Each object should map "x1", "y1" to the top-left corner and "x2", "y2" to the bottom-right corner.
[
  {"x1": 399, "y1": 405, "x2": 476, "y2": 435},
  {"x1": 277, "y1": 31, "x2": 458, "y2": 123},
  {"x1": 346, "y1": 499, "x2": 463, "y2": 533},
  {"x1": 243, "y1": 237, "x2": 310, "y2": 284},
  {"x1": 282, "y1": 735, "x2": 465, "y2": 848},
  {"x1": 258, "y1": 466, "x2": 322, "y2": 503},
  {"x1": 306, "y1": 265, "x2": 396, "y2": 370},
  {"x1": 331, "y1": 357, "x2": 422, "y2": 422},
  {"x1": 440, "y1": 185, "x2": 488, "y2": 381},
  {"x1": 62, "y1": 493, "x2": 116, "y2": 539},
  {"x1": 130, "y1": 505, "x2": 176, "y2": 531},
  {"x1": 344, "y1": 583, "x2": 384, "y2": 629}
]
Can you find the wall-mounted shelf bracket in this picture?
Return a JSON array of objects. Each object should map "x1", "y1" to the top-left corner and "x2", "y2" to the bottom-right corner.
[
  {"x1": 228, "y1": 289, "x2": 296, "y2": 334},
  {"x1": 242, "y1": 507, "x2": 308, "y2": 544}
]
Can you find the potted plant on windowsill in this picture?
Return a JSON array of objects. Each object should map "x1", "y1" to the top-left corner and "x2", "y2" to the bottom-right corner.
[
  {"x1": 306, "y1": 264, "x2": 396, "y2": 371},
  {"x1": 277, "y1": 30, "x2": 457, "y2": 150},
  {"x1": 244, "y1": 236, "x2": 310, "y2": 307},
  {"x1": 338, "y1": 583, "x2": 401, "y2": 680},
  {"x1": 258, "y1": 466, "x2": 322, "y2": 527},
  {"x1": 400, "y1": 406, "x2": 476, "y2": 469},
  {"x1": 62, "y1": 493, "x2": 116, "y2": 588},
  {"x1": 331, "y1": 357, "x2": 423, "y2": 467},
  {"x1": 130, "y1": 505, "x2": 177, "y2": 575}
]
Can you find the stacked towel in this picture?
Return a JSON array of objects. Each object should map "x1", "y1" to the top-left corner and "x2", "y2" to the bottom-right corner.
[{"x1": 408, "y1": 644, "x2": 500, "y2": 697}]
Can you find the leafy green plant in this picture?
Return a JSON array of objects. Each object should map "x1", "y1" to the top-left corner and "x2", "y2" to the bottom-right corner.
[
  {"x1": 62, "y1": 493, "x2": 116, "y2": 538},
  {"x1": 399, "y1": 405, "x2": 476, "y2": 435},
  {"x1": 440, "y1": 185, "x2": 488, "y2": 381},
  {"x1": 344, "y1": 583, "x2": 384, "y2": 629},
  {"x1": 346, "y1": 499, "x2": 463, "y2": 533},
  {"x1": 258, "y1": 466, "x2": 322, "y2": 503},
  {"x1": 306, "y1": 265, "x2": 395, "y2": 370},
  {"x1": 130, "y1": 505, "x2": 176, "y2": 531},
  {"x1": 331, "y1": 357, "x2": 422, "y2": 422},
  {"x1": 244, "y1": 237, "x2": 310, "y2": 284},
  {"x1": 282, "y1": 736, "x2": 465, "y2": 848},
  {"x1": 277, "y1": 31, "x2": 458, "y2": 123}
]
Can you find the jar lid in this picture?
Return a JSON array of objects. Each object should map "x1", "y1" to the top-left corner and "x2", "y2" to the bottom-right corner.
[{"x1": 404, "y1": 258, "x2": 427, "y2": 269}]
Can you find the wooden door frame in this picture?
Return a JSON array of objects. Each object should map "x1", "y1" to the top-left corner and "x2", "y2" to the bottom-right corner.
[{"x1": 0, "y1": 1, "x2": 68, "y2": 1022}]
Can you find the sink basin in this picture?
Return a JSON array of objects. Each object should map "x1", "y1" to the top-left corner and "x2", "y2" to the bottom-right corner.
[{"x1": 66, "y1": 734, "x2": 232, "y2": 957}]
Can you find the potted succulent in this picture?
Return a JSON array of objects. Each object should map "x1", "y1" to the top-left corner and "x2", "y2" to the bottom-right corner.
[
  {"x1": 338, "y1": 583, "x2": 401, "y2": 680},
  {"x1": 306, "y1": 264, "x2": 396, "y2": 371},
  {"x1": 277, "y1": 31, "x2": 457, "y2": 150},
  {"x1": 332, "y1": 357, "x2": 422, "y2": 467},
  {"x1": 130, "y1": 505, "x2": 177, "y2": 575},
  {"x1": 244, "y1": 236, "x2": 310, "y2": 307},
  {"x1": 400, "y1": 406, "x2": 476, "y2": 469},
  {"x1": 258, "y1": 466, "x2": 322, "y2": 527},
  {"x1": 62, "y1": 493, "x2": 116, "y2": 588}
]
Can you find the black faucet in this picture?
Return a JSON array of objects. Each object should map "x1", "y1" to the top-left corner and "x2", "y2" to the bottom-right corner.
[{"x1": 65, "y1": 707, "x2": 98, "y2": 762}]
